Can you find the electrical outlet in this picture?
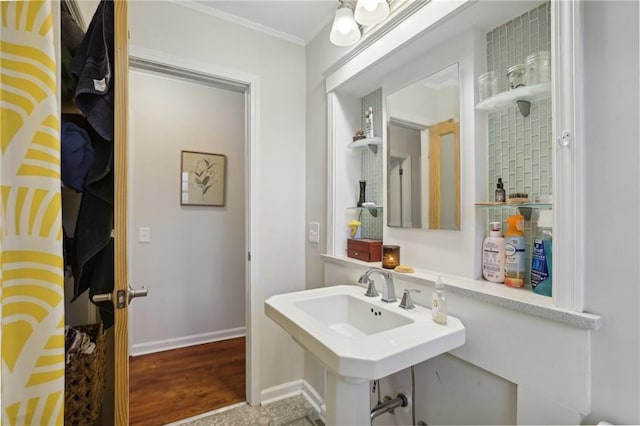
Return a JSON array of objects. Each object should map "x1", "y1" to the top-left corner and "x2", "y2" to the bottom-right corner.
[
  {"x1": 308, "y1": 222, "x2": 320, "y2": 243},
  {"x1": 138, "y1": 227, "x2": 151, "y2": 243}
]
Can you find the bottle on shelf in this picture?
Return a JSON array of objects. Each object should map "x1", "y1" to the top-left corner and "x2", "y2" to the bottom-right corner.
[
  {"x1": 365, "y1": 106, "x2": 374, "y2": 138},
  {"x1": 432, "y1": 276, "x2": 447, "y2": 324},
  {"x1": 482, "y1": 221, "x2": 505, "y2": 283},
  {"x1": 504, "y1": 214, "x2": 526, "y2": 288},
  {"x1": 495, "y1": 178, "x2": 506, "y2": 203},
  {"x1": 357, "y1": 180, "x2": 366, "y2": 207},
  {"x1": 531, "y1": 210, "x2": 553, "y2": 296}
]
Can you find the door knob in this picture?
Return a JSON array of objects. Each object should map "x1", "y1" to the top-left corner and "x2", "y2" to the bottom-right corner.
[
  {"x1": 91, "y1": 293, "x2": 112, "y2": 303},
  {"x1": 128, "y1": 284, "x2": 148, "y2": 304},
  {"x1": 90, "y1": 285, "x2": 148, "y2": 309},
  {"x1": 556, "y1": 130, "x2": 571, "y2": 147}
]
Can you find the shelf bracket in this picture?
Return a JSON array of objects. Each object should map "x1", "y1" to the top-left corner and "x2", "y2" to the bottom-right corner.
[
  {"x1": 367, "y1": 144, "x2": 378, "y2": 154},
  {"x1": 516, "y1": 100, "x2": 531, "y2": 117},
  {"x1": 517, "y1": 206, "x2": 533, "y2": 221}
]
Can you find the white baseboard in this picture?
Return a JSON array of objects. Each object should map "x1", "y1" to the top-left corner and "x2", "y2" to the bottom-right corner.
[
  {"x1": 261, "y1": 379, "x2": 306, "y2": 405},
  {"x1": 261, "y1": 379, "x2": 326, "y2": 422},
  {"x1": 301, "y1": 380, "x2": 326, "y2": 421},
  {"x1": 130, "y1": 327, "x2": 245, "y2": 356},
  {"x1": 164, "y1": 401, "x2": 247, "y2": 426}
]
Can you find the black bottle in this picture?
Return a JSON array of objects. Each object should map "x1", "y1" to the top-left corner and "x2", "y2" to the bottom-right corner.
[
  {"x1": 495, "y1": 178, "x2": 506, "y2": 203},
  {"x1": 358, "y1": 180, "x2": 366, "y2": 207}
]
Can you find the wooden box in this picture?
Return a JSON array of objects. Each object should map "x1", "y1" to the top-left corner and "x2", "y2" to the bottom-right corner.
[{"x1": 347, "y1": 239, "x2": 382, "y2": 262}]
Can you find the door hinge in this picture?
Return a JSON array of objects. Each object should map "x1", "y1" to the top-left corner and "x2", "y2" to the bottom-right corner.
[{"x1": 248, "y1": 252, "x2": 251, "y2": 261}]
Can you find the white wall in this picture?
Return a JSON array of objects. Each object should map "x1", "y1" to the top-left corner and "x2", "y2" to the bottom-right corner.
[
  {"x1": 306, "y1": 1, "x2": 640, "y2": 424},
  {"x1": 128, "y1": 70, "x2": 246, "y2": 354},
  {"x1": 304, "y1": 23, "x2": 351, "y2": 398},
  {"x1": 388, "y1": 124, "x2": 421, "y2": 227},
  {"x1": 387, "y1": 85, "x2": 434, "y2": 125},
  {"x1": 371, "y1": 353, "x2": 517, "y2": 426},
  {"x1": 582, "y1": 1, "x2": 640, "y2": 423},
  {"x1": 127, "y1": 1, "x2": 307, "y2": 400}
]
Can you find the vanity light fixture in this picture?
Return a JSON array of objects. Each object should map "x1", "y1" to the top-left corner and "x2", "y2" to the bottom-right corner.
[
  {"x1": 329, "y1": 1, "x2": 361, "y2": 46},
  {"x1": 354, "y1": 0, "x2": 390, "y2": 26}
]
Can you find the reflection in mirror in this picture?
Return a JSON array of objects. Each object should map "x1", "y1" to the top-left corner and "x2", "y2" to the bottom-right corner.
[{"x1": 386, "y1": 63, "x2": 460, "y2": 230}]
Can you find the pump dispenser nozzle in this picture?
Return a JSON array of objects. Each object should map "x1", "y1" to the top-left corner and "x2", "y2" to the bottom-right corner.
[{"x1": 489, "y1": 221, "x2": 502, "y2": 237}]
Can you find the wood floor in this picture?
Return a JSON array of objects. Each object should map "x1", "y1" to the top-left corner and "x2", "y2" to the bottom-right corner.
[{"x1": 129, "y1": 337, "x2": 245, "y2": 425}]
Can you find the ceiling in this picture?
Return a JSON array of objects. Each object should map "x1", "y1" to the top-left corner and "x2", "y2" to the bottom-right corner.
[{"x1": 190, "y1": 1, "x2": 339, "y2": 45}]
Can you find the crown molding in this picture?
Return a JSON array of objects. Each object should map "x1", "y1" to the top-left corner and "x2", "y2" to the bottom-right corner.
[{"x1": 171, "y1": 0, "x2": 307, "y2": 47}]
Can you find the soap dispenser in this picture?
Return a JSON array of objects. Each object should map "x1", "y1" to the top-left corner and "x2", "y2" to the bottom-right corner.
[
  {"x1": 482, "y1": 221, "x2": 505, "y2": 283},
  {"x1": 432, "y1": 276, "x2": 447, "y2": 324}
]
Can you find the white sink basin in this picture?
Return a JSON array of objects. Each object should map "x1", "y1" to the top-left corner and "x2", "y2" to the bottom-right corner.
[
  {"x1": 265, "y1": 284, "x2": 465, "y2": 381},
  {"x1": 294, "y1": 292, "x2": 412, "y2": 337}
]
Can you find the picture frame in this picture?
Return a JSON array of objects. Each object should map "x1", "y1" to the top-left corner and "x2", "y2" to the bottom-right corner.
[{"x1": 180, "y1": 150, "x2": 226, "y2": 206}]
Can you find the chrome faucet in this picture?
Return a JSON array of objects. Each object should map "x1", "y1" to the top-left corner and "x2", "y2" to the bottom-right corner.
[{"x1": 358, "y1": 267, "x2": 397, "y2": 303}]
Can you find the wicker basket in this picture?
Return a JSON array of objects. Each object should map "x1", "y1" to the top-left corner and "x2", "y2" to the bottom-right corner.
[{"x1": 64, "y1": 323, "x2": 107, "y2": 426}]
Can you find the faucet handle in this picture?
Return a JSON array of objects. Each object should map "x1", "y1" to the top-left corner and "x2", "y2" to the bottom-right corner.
[
  {"x1": 399, "y1": 289, "x2": 420, "y2": 310},
  {"x1": 364, "y1": 279, "x2": 378, "y2": 297}
]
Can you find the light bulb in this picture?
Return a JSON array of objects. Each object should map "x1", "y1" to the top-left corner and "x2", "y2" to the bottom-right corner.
[
  {"x1": 330, "y1": 4, "x2": 361, "y2": 46},
  {"x1": 363, "y1": 0, "x2": 378, "y2": 12},
  {"x1": 354, "y1": 0, "x2": 389, "y2": 26}
]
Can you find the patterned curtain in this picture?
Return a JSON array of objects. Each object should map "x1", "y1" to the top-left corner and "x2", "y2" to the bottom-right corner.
[{"x1": 1, "y1": 1, "x2": 65, "y2": 424}]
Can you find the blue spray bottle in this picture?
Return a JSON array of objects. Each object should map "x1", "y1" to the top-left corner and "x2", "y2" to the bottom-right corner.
[{"x1": 532, "y1": 210, "x2": 552, "y2": 296}]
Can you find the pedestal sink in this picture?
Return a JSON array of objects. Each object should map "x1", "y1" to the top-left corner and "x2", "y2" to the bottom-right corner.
[{"x1": 265, "y1": 284, "x2": 465, "y2": 425}]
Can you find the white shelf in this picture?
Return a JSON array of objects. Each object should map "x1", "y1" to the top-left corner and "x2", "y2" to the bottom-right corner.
[
  {"x1": 347, "y1": 205, "x2": 383, "y2": 210},
  {"x1": 475, "y1": 82, "x2": 551, "y2": 112},
  {"x1": 321, "y1": 254, "x2": 602, "y2": 330},
  {"x1": 474, "y1": 202, "x2": 552, "y2": 209},
  {"x1": 348, "y1": 137, "x2": 382, "y2": 153},
  {"x1": 347, "y1": 205, "x2": 383, "y2": 218}
]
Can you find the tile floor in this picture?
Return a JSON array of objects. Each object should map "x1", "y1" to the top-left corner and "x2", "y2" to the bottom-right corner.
[{"x1": 170, "y1": 395, "x2": 323, "y2": 426}]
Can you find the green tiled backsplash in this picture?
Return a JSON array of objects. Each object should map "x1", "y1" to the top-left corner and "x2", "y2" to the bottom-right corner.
[
  {"x1": 360, "y1": 88, "x2": 383, "y2": 240},
  {"x1": 486, "y1": 2, "x2": 552, "y2": 286}
]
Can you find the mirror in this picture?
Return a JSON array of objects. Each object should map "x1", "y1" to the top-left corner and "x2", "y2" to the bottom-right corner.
[{"x1": 386, "y1": 63, "x2": 460, "y2": 230}]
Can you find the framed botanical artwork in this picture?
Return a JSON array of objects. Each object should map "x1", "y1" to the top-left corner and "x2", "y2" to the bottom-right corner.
[{"x1": 180, "y1": 150, "x2": 226, "y2": 206}]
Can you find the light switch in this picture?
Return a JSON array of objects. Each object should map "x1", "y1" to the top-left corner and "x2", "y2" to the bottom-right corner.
[
  {"x1": 138, "y1": 227, "x2": 151, "y2": 243},
  {"x1": 308, "y1": 222, "x2": 320, "y2": 243}
]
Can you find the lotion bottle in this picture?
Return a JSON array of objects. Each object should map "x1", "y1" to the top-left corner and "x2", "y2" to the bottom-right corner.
[
  {"x1": 504, "y1": 214, "x2": 526, "y2": 288},
  {"x1": 482, "y1": 221, "x2": 505, "y2": 283},
  {"x1": 432, "y1": 276, "x2": 447, "y2": 324}
]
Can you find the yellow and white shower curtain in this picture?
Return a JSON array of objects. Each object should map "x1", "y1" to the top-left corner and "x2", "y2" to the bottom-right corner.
[{"x1": 1, "y1": 1, "x2": 65, "y2": 424}]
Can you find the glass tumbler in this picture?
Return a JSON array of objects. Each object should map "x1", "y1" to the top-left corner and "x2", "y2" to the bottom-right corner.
[
  {"x1": 507, "y1": 64, "x2": 526, "y2": 89},
  {"x1": 526, "y1": 51, "x2": 551, "y2": 85},
  {"x1": 478, "y1": 71, "x2": 498, "y2": 102}
]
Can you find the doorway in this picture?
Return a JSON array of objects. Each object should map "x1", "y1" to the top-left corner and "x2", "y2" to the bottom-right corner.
[{"x1": 126, "y1": 54, "x2": 257, "y2": 422}]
